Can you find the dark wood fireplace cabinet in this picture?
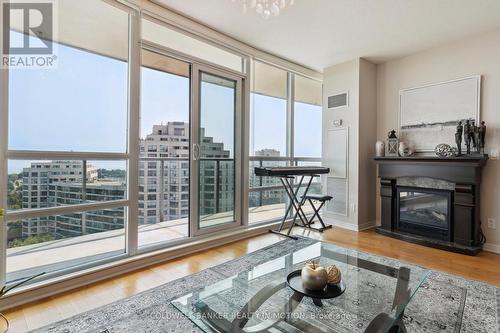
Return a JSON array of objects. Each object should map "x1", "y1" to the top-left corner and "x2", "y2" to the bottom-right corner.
[{"x1": 374, "y1": 155, "x2": 488, "y2": 255}]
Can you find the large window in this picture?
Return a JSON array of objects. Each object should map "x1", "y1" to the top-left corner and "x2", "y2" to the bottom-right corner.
[
  {"x1": 249, "y1": 61, "x2": 322, "y2": 224},
  {"x1": 4, "y1": 0, "x2": 130, "y2": 283},
  {"x1": 0, "y1": 0, "x2": 320, "y2": 293}
]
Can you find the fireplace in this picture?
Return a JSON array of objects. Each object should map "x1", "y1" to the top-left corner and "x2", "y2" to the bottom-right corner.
[
  {"x1": 374, "y1": 155, "x2": 488, "y2": 255},
  {"x1": 397, "y1": 186, "x2": 452, "y2": 241}
]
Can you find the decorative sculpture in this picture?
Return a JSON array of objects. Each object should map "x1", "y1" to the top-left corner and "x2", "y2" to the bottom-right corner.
[
  {"x1": 435, "y1": 143, "x2": 455, "y2": 157},
  {"x1": 455, "y1": 121, "x2": 463, "y2": 155},
  {"x1": 478, "y1": 121, "x2": 486, "y2": 153},
  {"x1": 301, "y1": 260, "x2": 328, "y2": 291},
  {"x1": 326, "y1": 266, "x2": 342, "y2": 285},
  {"x1": 463, "y1": 120, "x2": 472, "y2": 155},
  {"x1": 471, "y1": 121, "x2": 478, "y2": 151}
]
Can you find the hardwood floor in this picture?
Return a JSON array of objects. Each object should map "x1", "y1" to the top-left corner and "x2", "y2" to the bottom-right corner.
[{"x1": 4, "y1": 227, "x2": 500, "y2": 332}]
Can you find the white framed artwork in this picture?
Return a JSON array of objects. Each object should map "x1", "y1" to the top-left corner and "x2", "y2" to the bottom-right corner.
[{"x1": 399, "y1": 75, "x2": 481, "y2": 152}]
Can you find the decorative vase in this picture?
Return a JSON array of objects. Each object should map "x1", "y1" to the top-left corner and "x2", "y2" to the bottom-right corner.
[
  {"x1": 301, "y1": 261, "x2": 328, "y2": 291},
  {"x1": 398, "y1": 142, "x2": 413, "y2": 157},
  {"x1": 375, "y1": 141, "x2": 385, "y2": 157}
]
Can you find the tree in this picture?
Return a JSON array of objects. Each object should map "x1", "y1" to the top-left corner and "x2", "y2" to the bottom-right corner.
[{"x1": 8, "y1": 234, "x2": 55, "y2": 248}]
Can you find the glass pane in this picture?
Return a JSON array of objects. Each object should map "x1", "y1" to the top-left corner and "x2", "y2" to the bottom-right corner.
[
  {"x1": 250, "y1": 94, "x2": 287, "y2": 156},
  {"x1": 7, "y1": 160, "x2": 126, "y2": 211},
  {"x1": 249, "y1": 160, "x2": 288, "y2": 224},
  {"x1": 142, "y1": 18, "x2": 243, "y2": 73},
  {"x1": 250, "y1": 61, "x2": 288, "y2": 157},
  {"x1": 199, "y1": 73, "x2": 236, "y2": 228},
  {"x1": 8, "y1": 0, "x2": 129, "y2": 152},
  {"x1": 294, "y1": 76, "x2": 322, "y2": 158},
  {"x1": 6, "y1": 207, "x2": 126, "y2": 283},
  {"x1": 295, "y1": 161, "x2": 323, "y2": 214},
  {"x1": 139, "y1": 50, "x2": 190, "y2": 248}
]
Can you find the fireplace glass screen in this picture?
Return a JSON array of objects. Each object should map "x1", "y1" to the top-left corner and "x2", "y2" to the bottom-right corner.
[{"x1": 399, "y1": 189, "x2": 450, "y2": 231}]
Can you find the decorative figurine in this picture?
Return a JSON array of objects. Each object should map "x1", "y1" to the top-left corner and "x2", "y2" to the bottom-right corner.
[
  {"x1": 455, "y1": 121, "x2": 463, "y2": 155},
  {"x1": 471, "y1": 121, "x2": 478, "y2": 152},
  {"x1": 375, "y1": 141, "x2": 385, "y2": 157},
  {"x1": 478, "y1": 121, "x2": 486, "y2": 153},
  {"x1": 387, "y1": 130, "x2": 399, "y2": 157},
  {"x1": 463, "y1": 120, "x2": 472, "y2": 155}
]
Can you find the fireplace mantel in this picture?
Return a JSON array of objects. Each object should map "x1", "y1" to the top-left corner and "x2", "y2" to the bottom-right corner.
[{"x1": 374, "y1": 154, "x2": 488, "y2": 255}]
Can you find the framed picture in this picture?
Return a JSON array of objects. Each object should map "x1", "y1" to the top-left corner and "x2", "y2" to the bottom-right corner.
[{"x1": 399, "y1": 76, "x2": 481, "y2": 152}]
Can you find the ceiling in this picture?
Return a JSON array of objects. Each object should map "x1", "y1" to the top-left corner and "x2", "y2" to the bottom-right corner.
[{"x1": 153, "y1": 0, "x2": 500, "y2": 72}]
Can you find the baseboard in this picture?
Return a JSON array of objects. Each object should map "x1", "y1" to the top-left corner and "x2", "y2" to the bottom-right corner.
[
  {"x1": 358, "y1": 220, "x2": 377, "y2": 231},
  {"x1": 483, "y1": 242, "x2": 500, "y2": 254},
  {"x1": 324, "y1": 218, "x2": 377, "y2": 232}
]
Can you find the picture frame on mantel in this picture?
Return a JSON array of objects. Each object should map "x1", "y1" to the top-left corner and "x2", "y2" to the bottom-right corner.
[{"x1": 399, "y1": 75, "x2": 481, "y2": 152}]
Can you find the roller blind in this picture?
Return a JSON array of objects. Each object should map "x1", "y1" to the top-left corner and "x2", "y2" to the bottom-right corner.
[
  {"x1": 142, "y1": 18, "x2": 243, "y2": 73},
  {"x1": 8, "y1": 0, "x2": 130, "y2": 61},
  {"x1": 295, "y1": 75, "x2": 322, "y2": 106},
  {"x1": 252, "y1": 61, "x2": 287, "y2": 100},
  {"x1": 141, "y1": 49, "x2": 190, "y2": 78}
]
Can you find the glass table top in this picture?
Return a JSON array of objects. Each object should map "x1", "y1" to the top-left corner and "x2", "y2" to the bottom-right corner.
[{"x1": 172, "y1": 241, "x2": 431, "y2": 333}]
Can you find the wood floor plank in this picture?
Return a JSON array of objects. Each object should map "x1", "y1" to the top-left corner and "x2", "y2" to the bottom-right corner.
[{"x1": 3, "y1": 227, "x2": 499, "y2": 332}]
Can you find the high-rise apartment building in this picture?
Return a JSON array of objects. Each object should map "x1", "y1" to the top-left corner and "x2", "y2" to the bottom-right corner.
[
  {"x1": 18, "y1": 122, "x2": 234, "y2": 240},
  {"x1": 21, "y1": 161, "x2": 98, "y2": 237},
  {"x1": 138, "y1": 122, "x2": 234, "y2": 225}
]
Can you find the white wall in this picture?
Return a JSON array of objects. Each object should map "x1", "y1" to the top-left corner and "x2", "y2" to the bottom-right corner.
[
  {"x1": 323, "y1": 59, "x2": 359, "y2": 228},
  {"x1": 322, "y1": 58, "x2": 377, "y2": 230},
  {"x1": 376, "y1": 28, "x2": 500, "y2": 252}
]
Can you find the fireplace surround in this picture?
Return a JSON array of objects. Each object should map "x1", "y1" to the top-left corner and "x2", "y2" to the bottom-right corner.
[{"x1": 374, "y1": 155, "x2": 488, "y2": 255}]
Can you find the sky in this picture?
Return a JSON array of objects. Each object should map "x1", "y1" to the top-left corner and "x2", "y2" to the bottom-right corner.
[{"x1": 7, "y1": 32, "x2": 321, "y2": 173}]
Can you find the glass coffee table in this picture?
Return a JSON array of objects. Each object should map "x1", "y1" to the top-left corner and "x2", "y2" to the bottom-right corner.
[{"x1": 172, "y1": 242, "x2": 430, "y2": 333}]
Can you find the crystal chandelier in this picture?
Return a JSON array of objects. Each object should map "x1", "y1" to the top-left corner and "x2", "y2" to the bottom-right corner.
[{"x1": 233, "y1": 0, "x2": 294, "y2": 19}]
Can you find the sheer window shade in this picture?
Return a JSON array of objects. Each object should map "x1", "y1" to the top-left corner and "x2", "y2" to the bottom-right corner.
[
  {"x1": 251, "y1": 61, "x2": 287, "y2": 99},
  {"x1": 142, "y1": 18, "x2": 243, "y2": 73},
  {"x1": 295, "y1": 75, "x2": 322, "y2": 106}
]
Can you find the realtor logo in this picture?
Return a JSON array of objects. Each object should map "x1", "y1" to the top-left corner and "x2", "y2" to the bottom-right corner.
[{"x1": 1, "y1": 0, "x2": 57, "y2": 69}]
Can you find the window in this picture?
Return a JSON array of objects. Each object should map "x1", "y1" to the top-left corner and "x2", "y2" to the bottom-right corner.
[
  {"x1": 4, "y1": 0, "x2": 130, "y2": 283},
  {"x1": 249, "y1": 61, "x2": 322, "y2": 224},
  {"x1": 8, "y1": 1, "x2": 129, "y2": 153},
  {"x1": 294, "y1": 75, "x2": 323, "y2": 157},
  {"x1": 250, "y1": 61, "x2": 288, "y2": 156}
]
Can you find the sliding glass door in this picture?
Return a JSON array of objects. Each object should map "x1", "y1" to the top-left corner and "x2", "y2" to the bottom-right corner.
[{"x1": 191, "y1": 65, "x2": 243, "y2": 236}]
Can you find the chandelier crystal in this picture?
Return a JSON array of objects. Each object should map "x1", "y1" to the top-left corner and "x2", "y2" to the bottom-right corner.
[{"x1": 233, "y1": 0, "x2": 294, "y2": 19}]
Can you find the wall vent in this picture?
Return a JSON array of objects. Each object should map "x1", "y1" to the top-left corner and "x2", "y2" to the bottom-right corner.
[{"x1": 328, "y1": 92, "x2": 348, "y2": 109}]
